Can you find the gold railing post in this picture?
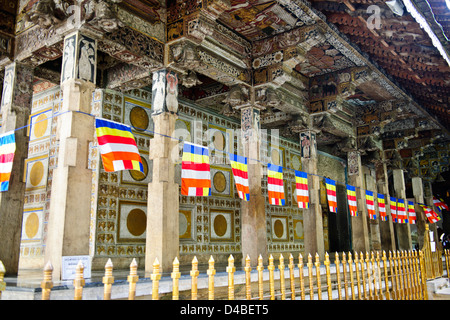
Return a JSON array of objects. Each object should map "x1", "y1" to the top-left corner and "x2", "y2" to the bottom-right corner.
[
  {"x1": 342, "y1": 252, "x2": 349, "y2": 300},
  {"x1": 335, "y1": 252, "x2": 342, "y2": 300},
  {"x1": 394, "y1": 251, "x2": 401, "y2": 299},
  {"x1": 400, "y1": 251, "x2": 407, "y2": 299},
  {"x1": 288, "y1": 254, "x2": 296, "y2": 300},
  {"x1": 191, "y1": 256, "x2": 199, "y2": 300},
  {"x1": 127, "y1": 258, "x2": 138, "y2": 300},
  {"x1": 279, "y1": 254, "x2": 286, "y2": 300},
  {"x1": 389, "y1": 251, "x2": 397, "y2": 300},
  {"x1": 41, "y1": 261, "x2": 53, "y2": 300},
  {"x1": 307, "y1": 254, "x2": 314, "y2": 300},
  {"x1": 150, "y1": 258, "x2": 161, "y2": 300},
  {"x1": 419, "y1": 250, "x2": 428, "y2": 300},
  {"x1": 102, "y1": 259, "x2": 114, "y2": 300},
  {"x1": 382, "y1": 251, "x2": 390, "y2": 300},
  {"x1": 268, "y1": 254, "x2": 275, "y2": 300},
  {"x1": 298, "y1": 254, "x2": 305, "y2": 300},
  {"x1": 416, "y1": 251, "x2": 424, "y2": 300},
  {"x1": 73, "y1": 261, "x2": 85, "y2": 300},
  {"x1": 171, "y1": 257, "x2": 181, "y2": 300},
  {"x1": 227, "y1": 255, "x2": 235, "y2": 300},
  {"x1": 0, "y1": 261, "x2": 5, "y2": 300},
  {"x1": 366, "y1": 252, "x2": 373, "y2": 300},
  {"x1": 354, "y1": 252, "x2": 362, "y2": 300},
  {"x1": 405, "y1": 251, "x2": 412, "y2": 300},
  {"x1": 207, "y1": 256, "x2": 216, "y2": 300},
  {"x1": 257, "y1": 255, "x2": 264, "y2": 300},
  {"x1": 371, "y1": 252, "x2": 378, "y2": 300},
  {"x1": 409, "y1": 251, "x2": 417, "y2": 300},
  {"x1": 348, "y1": 252, "x2": 355, "y2": 300},
  {"x1": 324, "y1": 252, "x2": 332, "y2": 300},
  {"x1": 315, "y1": 253, "x2": 322, "y2": 300},
  {"x1": 376, "y1": 251, "x2": 382, "y2": 299},
  {"x1": 415, "y1": 250, "x2": 421, "y2": 299},
  {"x1": 244, "y1": 255, "x2": 252, "y2": 300}
]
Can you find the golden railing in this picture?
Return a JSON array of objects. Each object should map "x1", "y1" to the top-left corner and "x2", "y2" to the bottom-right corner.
[{"x1": 1, "y1": 249, "x2": 448, "y2": 300}]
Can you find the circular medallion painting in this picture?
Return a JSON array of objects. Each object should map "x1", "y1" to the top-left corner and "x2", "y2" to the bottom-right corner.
[
  {"x1": 29, "y1": 161, "x2": 44, "y2": 187},
  {"x1": 25, "y1": 212, "x2": 39, "y2": 239},
  {"x1": 213, "y1": 171, "x2": 226, "y2": 193},
  {"x1": 213, "y1": 214, "x2": 228, "y2": 237},
  {"x1": 273, "y1": 219, "x2": 284, "y2": 239},
  {"x1": 33, "y1": 113, "x2": 48, "y2": 139},
  {"x1": 130, "y1": 106, "x2": 149, "y2": 131},
  {"x1": 127, "y1": 208, "x2": 146, "y2": 236}
]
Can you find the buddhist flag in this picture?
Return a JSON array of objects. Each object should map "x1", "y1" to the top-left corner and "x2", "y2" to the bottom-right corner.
[
  {"x1": 295, "y1": 170, "x2": 309, "y2": 209},
  {"x1": 346, "y1": 185, "x2": 358, "y2": 217},
  {"x1": 408, "y1": 201, "x2": 416, "y2": 224},
  {"x1": 325, "y1": 178, "x2": 337, "y2": 213},
  {"x1": 366, "y1": 190, "x2": 376, "y2": 220},
  {"x1": 229, "y1": 153, "x2": 249, "y2": 201},
  {"x1": 181, "y1": 142, "x2": 211, "y2": 196},
  {"x1": 95, "y1": 118, "x2": 144, "y2": 173},
  {"x1": 267, "y1": 163, "x2": 285, "y2": 206},
  {"x1": 397, "y1": 199, "x2": 407, "y2": 224},
  {"x1": 390, "y1": 197, "x2": 398, "y2": 223},
  {"x1": 421, "y1": 204, "x2": 440, "y2": 224},
  {"x1": 378, "y1": 194, "x2": 387, "y2": 221},
  {"x1": 433, "y1": 197, "x2": 449, "y2": 211},
  {"x1": 0, "y1": 131, "x2": 15, "y2": 192}
]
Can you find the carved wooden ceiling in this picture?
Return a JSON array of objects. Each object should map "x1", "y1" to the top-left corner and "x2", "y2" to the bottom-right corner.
[{"x1": 308, "y1": 0, "x2": 450, "y2": 130}]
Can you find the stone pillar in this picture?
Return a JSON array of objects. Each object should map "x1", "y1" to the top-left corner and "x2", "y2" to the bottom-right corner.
[
  {"x1": 145, "y1": 69, "x2": 180, "y2": 273},
  {"x1": 238, "y1": 88, "x2": 267, "y2": 266},
  {"x1": 392, "y1": 169, "x2": 412, "y2": 250},
  {"x1": 300, "y1": 130, "x2": 324, "y2": 259},
  {"x1": 364, "y1": 168, "x2": 381, "y2": 251},
  {"x1": 424, "y1": 181, "x2": 439, "y2": 246},
  {"x1": 347, "y1": 151, "x2": 370, "y2": 253},
  {"x1": 412, "y1": 176, "x2": 426, "y2": 248},
  {"x1": 45, "y1": 31, "x2": 97, "y2": 279},
  {"x1": 375, "y1": 152, "x2": 396, "y2": 251},
  {"x1": 0, "y1": 62, "x2": 33, "y2": 275}
]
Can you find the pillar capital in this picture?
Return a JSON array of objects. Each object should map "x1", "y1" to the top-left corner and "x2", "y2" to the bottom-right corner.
[{"x1": 151, "y1": 69, "x2": 179, "y2": 116}]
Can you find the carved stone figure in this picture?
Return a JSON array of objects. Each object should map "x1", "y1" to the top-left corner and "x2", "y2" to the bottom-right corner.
[
  {"x1": 152, "y1": 70, "x2": 166, "y2": 114},
  {"x1": 165, "y1": 71, "x2": 179, "y2": 114},
  {"x1": 78, "y1": 40, "x2": 95, "y2": 82}
]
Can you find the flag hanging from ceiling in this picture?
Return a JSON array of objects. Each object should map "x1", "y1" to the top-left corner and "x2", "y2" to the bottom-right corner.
[
  {"x1": 267, "y1": 163, "x2": 285, "y2": 206},
  {"x1": 421, "y1": 204, "x2": 440, "y2": 224},
  {"x1": 346, "y1": 185, "x2": 358, "y2": 217},
  {"x1": 390, "y1": 197, "x2": 398, "y2": 223},
  {"x1": 407, "y1": 201, "x2": 416, "y2": 224},
  {"x1": 95, "y1": 118, "x2": 144, "y2": 173},
  {"x1": 295, "y1": 170, "x2": 309, "y2": 209},
  {"x1": 0, "y1": 131, "x2": 15, "y2": 192},
  {"x1": 433, "y1": 197, "x2": 449, "y2": 211},
  {"x1": 366, "y1": 190, "x2": 376, "y2": 220},
  {"x1": 397, "y1": 199, "x2": 407, "y2": 224},
  {"x1": 229, "y1": 153, "x2": 249, "y2": 201},
  {"x1": 325, "y1": 178, "x2": 337, "y2": 213},
  {"x1": 181, "y1": 142, "x2": 211, "y2": 196},
  {"x1": 378, "y1": 194, "x2": 387, "y2": 221}
]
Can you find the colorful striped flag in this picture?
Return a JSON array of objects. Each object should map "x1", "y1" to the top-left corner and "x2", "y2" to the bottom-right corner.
[
  {"x1": 366, "y1": 190, "x2": 376, "y2": 220},
  {"x1": 433, "y1": 197, "x2": 449, "y2": 211},
  {"x1": 378, "y1": 194, "x2": 387, "y2": 221},
  {"x1": 267, "y1": 163, "x2": 285, "y2": 206},
  {"x1": 0, "y1": 131, "x2": 15, "y2": 192},
  {"x1": 421, "y1": 204, "x2": 440, "y2": 223},
  {"x1": 181, "y1": 142, "x2": 211, "y2": 196},
  {"x1": 390, "y1": 197, "x2": 398, "y2": 223},
  {"x1": 346, "y1": 185, "x2": 358, "y2": 217},
  {"x1": 397, "y1": 199, "x2": 407, "y2": 223},
  {"x1": 325, "y1": 178, "x2": 337, "y2": 213},
  {"x1": 408, "y1": 201, "x2": 416, "y2": 224},
  {"x1": 229, "y1": 153, "x2": 249, "y2": 201},
  {"x1": 95, "y1": 118, "x2": 144, "y2": 173},
  {"x1": 295, "y1": 170, "x2": 309, "y2": 209}
]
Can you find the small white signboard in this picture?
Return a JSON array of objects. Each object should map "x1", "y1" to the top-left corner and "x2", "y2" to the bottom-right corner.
[{"x1": 61, "y1": 255, "x2": 92, "y2": 281}]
